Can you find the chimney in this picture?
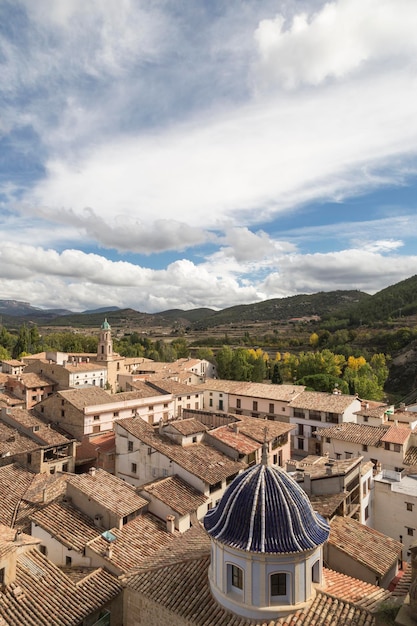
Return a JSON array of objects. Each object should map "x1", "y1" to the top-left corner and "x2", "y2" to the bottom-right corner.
[
  {"x1": 105, "y1": 543, "x2": 113, "y2": 559},
  {"x1": 166, "y1": 515, "x2": 176, "y2": 534},
  {"x1": 303, "y1": 472, "x2": 312, "y2": 495},
  {"x1": 89, "y1": 467, "x2": 96, "y2": 477}
]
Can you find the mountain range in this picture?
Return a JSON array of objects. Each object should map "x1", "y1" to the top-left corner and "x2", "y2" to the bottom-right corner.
[{"x1": 1, "y1": 273, "x2": 417, "y2": 329}]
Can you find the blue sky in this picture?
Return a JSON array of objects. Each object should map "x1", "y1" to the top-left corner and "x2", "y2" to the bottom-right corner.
[{"x1": 1, "y1": 0, "x2": 417, "y2": 313}]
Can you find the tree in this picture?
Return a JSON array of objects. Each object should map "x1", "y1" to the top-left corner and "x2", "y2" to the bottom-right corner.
[
  {"x1": 216, "y1": 346, "x2": 234, "y2": 379},
  {"x1": 309, "y1": 332, "x2": 319, "y2": 349},
  {"x1": 271, "y1": 362, "x2": 283, "y2": 384}
]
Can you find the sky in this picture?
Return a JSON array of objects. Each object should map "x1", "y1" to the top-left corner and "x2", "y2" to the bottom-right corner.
[{"x1": 1, "y1": 0, "x2": 417, "y2": 314}]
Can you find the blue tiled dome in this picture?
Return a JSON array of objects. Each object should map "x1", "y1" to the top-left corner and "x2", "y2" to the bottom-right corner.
[{"x1": 204, "y1": 463, "x2": 330, "y2": 553}]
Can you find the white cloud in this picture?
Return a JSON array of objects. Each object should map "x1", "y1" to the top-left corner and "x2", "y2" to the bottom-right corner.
[
  {"x1": 0, "y1": 242, "x2": 416, "y2": 314},
  {"x1": 262, "y1": 248, "x2": 417, "y2": 295},
  {"x1": 254, "y1": 0, "x2": 417, "y2": 90}
]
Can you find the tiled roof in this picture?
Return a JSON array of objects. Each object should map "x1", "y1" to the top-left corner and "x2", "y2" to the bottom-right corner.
[
  {"x1": 116, "y1": 417, "x2": 246, "y2": 484},
  {"x1": 289, "y1": 391, "x2": 359, "y2": 412},
  {"x1": 292, "y1": 455, "x2": 362, "y2": 480},
  {"x1": 0, "y1": 421, "x2": 38, "y2": 456},
  {"x1": 380, "y1": 425, "x2": 411, "y2": 444},
  {"x1": 56, "y1": 387, "x2": 113, "y2": 409},
  {"x1": 1, "y1": 359, "x2": 25, "y2": 367},
  {"x1": 146, "y1": 379, "x2": 203, "y2": 396},
  {"x1": 124, "y1": 554, "x2": 384, "y2": 625},
  {"x1": 0, "y1": 392, "x2": 24, "y2": 407},
  {"x1": 76, "y1": 432, "x2": 115, "y2": 462},
  {"x1": 404, "y1": 446, "x2": 417, "y2": 466},
  {"x1": 197, "y1": 379, "x2": 305, "y2": 402},
  {"x1": 114, "y1": 386, "x2": 170, "y2": 401},
  {"x1": 315, "y1": 422, "x2": 389, "y2": 446},
  {"x1": 208, "y1": 425, "x2": 260, "y2": 455},
  {"x1": 63, "y1": 361, "x2": 107, "y2": 373},
  {"x1": 329, "y1": 516, "x2": 403, "y2": 576},
  {"x1": 87, "y1": 512, "x2": 180, "y2": 574},
  {"x1": 2, "y1": 407, "x2": 73, "y2": 445},
  {"x1": 0, "y1": 464, "x2": 37, "y2": 527},
  {"x1": 0, "y1": 548, "x2": 121, "y2": 626},
  {"x1": 235, "y1": 414, "x2": 294, "y2": 442},
  {"x1": 141, "y1": 475, "x2": 208, "y2": 515},
  {"x1": 323, "y1": 568, "x2": 391, "y2": 609},
  {"x1": 15, "y1": 372, "x2": 55, "y2": 388},
  {"x1": 167, "y1": 418, "x2": 208, "y2": 436},
  {"x1": 30, "y1": 500, "x2": 100, "y2": 551},
  {"x1": 0, "y1": 464, "x2": 68, "y2": 532},
  {"x1": 67, "y1": 468, "x2": 148, "y2": 516},
  {"x1": 309, "y1": 493, "x2": 347, "y2": 518},
  {"x1": 204, "y1": 463, "x2": 330, "y2": 553}
]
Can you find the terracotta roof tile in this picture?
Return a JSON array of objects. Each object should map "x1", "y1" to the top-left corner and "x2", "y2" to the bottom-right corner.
[
  {"x1": 404, "y1": 446, "x2": 417, "y2": 466},
  {"x1": 197, "y1": 379, "x2": 305, "y2": 402},
  {"x1": 124, "y1": 554, "x2": 385, "y2": 625},
  {"x1": 67, "y1": 468, "x2": 147, "y2": 516},
  {"x1": 208, "y1": 425, "x2": 259, "y2": 455},
  {"x1": 87, "y1": 512, "x2": 181, "y2": 574},
  {"x1": 289, "y1": 391, "x2": 359, "y2": 412},
  {"x1": 0, "y1": 548, "x2": 121, "y2": 625},
  {"x1": 167, "y1": 418, "x2": 208, "y2": 436},
  {"x1": 380, "y1": 425, "x2": 411, "y2": 444},
  {"x1": 141, "y1": 475, "x2": 208, "y2": 515},
  {"x1": 116, "y1": 417, "x2": 246, "y2": 484},
  {"x1": 316, "y1": 422, "x2": 389, "y2": 446},
  {"x1": 329, "y1": 516, "x2": 403, "y2": 576},
  {"x1": 30, "y1": 500, "x2": 100, "y2": 551}
]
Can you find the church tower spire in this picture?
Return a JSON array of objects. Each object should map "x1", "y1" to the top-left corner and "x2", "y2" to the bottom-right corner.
[{"x1": 97, "y1": 318, "x2": 113, "y2": 362}]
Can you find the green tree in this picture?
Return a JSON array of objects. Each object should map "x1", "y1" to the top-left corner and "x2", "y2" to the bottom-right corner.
[
  {"x1": 216, "y1": 346, "x2": 234, "y2": 379},
  {"x1": 271, "y1": 362, "x2": 283, "y2": 384}
]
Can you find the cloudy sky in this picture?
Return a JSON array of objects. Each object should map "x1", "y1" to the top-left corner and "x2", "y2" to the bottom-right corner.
[{"x1": 1, "y1": 0, "x2": 417, "y2": 313}]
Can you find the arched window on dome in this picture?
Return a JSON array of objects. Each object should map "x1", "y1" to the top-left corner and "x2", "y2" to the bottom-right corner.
[
  {"x1": 312, "y1": 559, "x2": 320, "y2": 583},
  {"x1": 270, "y1": 572, "x2": 290, "y2": 604},
  {"x1": 227, "y1": 563, "x2": 244, "y2": 594}
]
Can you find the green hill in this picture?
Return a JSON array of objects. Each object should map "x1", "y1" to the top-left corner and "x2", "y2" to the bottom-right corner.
[{"x1": 341, "y1": 274, "x2": 417, "y2": 325}]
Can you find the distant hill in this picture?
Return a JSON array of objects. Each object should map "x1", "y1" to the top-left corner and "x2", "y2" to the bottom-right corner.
[
  {"x1": 192, "y1": 290, "x2": 370, "y2": 329},
  {"x1": 337, "y1": 274, "x2": 417, "y2": 325},
  {"x1": 2, "y1": 274, "x2": 417, "y2": 330}
]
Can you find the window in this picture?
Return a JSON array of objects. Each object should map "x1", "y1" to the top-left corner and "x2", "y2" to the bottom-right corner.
[
  {"x1": 61, "y1": 410, "x2": 65, "y2": 418},
  {"x1": 407, "y1": 527, "x2": 415, "y2": 537},
  {"x1": 128, "y1": 440, "x2": 133, "y2": 452},
  {"x1": 362, "y1": 444, "x2": 368, "y2": 452},
  {"x1": 297, "y1": 438, "x2": 304, "y2": 450},
  {"x1": 148, "y1": 405, "x2": 153, "y2": 411},
  {"x1": 298, "y1": 424, "x2": 304, "y2": 436},
  {"x1": 27, "y1": 453, "x2": 32, "y2": 465},
  {"x1": 364, "y1": 415, "x2": 369, "y2": 422},
  {"x1": 384, "y1": 442, "x2": 390, "y2": 450},
  {"x1": 406, "y1": 502, "x2": 414, "y2": 511},
  {"x1": 92, "y1": 425, "x2": 100, "y2": 434},
  {"x1": 365, "y1": 505, "x2": 369, "y2": 520},
  {"x1": 192, "y1": 436, "x2": 197, "y2": 443},
  {"x1": 294, "y1": 409, "x2": 304, "y2": 418},
  {"x1": 231, "y1": 565, "x2": 243, "y2": 590},
  {"x1": 66, "y1": 556, "x2": 72, "y2": 566},
  {"x1": 62, "y1": 463, "x2": 68, "y2": 472},
  {"x1": 39, "y1": 545, "x2": 47, "y2": 556},
  {"x1": 335, "y1": 453, "x2": 341, "y2": 460},
  {"x1": 270, "y1": 573, "x2": 286, "y2": 596},
  {"x1": 0, "y1": 567, "x2": 4, "y2": 585},
  {"x1": 269, "y1": 403, "x2": 274, "y2": 414},
  {"x1": 309, "y1": 410, "x2": 321, "y2": 421},
  {"x1": 326, "y1": 437, "x2": 331, "y2": 444},
  {"x1": 236, "y1": 399, "x2": 241, "y2": 409},
  {"x1": 113, "y1": 411, "x2": 119, "y2": 417},
  {"x1": 93, "y1": 415, "x2": 100, "y2": 421},
  {"x1": 131, "y1": 463, "x2": 137, "y2": 474},
  {"x1": 253, "y1": 401, "x2": 258, "y2": 411},
  {"x1": 345, "y1": 452, "x2": 352, "y2": 459},
  {"x1": 394, "y1": 444, "x2": 401, "y2": 453}
]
